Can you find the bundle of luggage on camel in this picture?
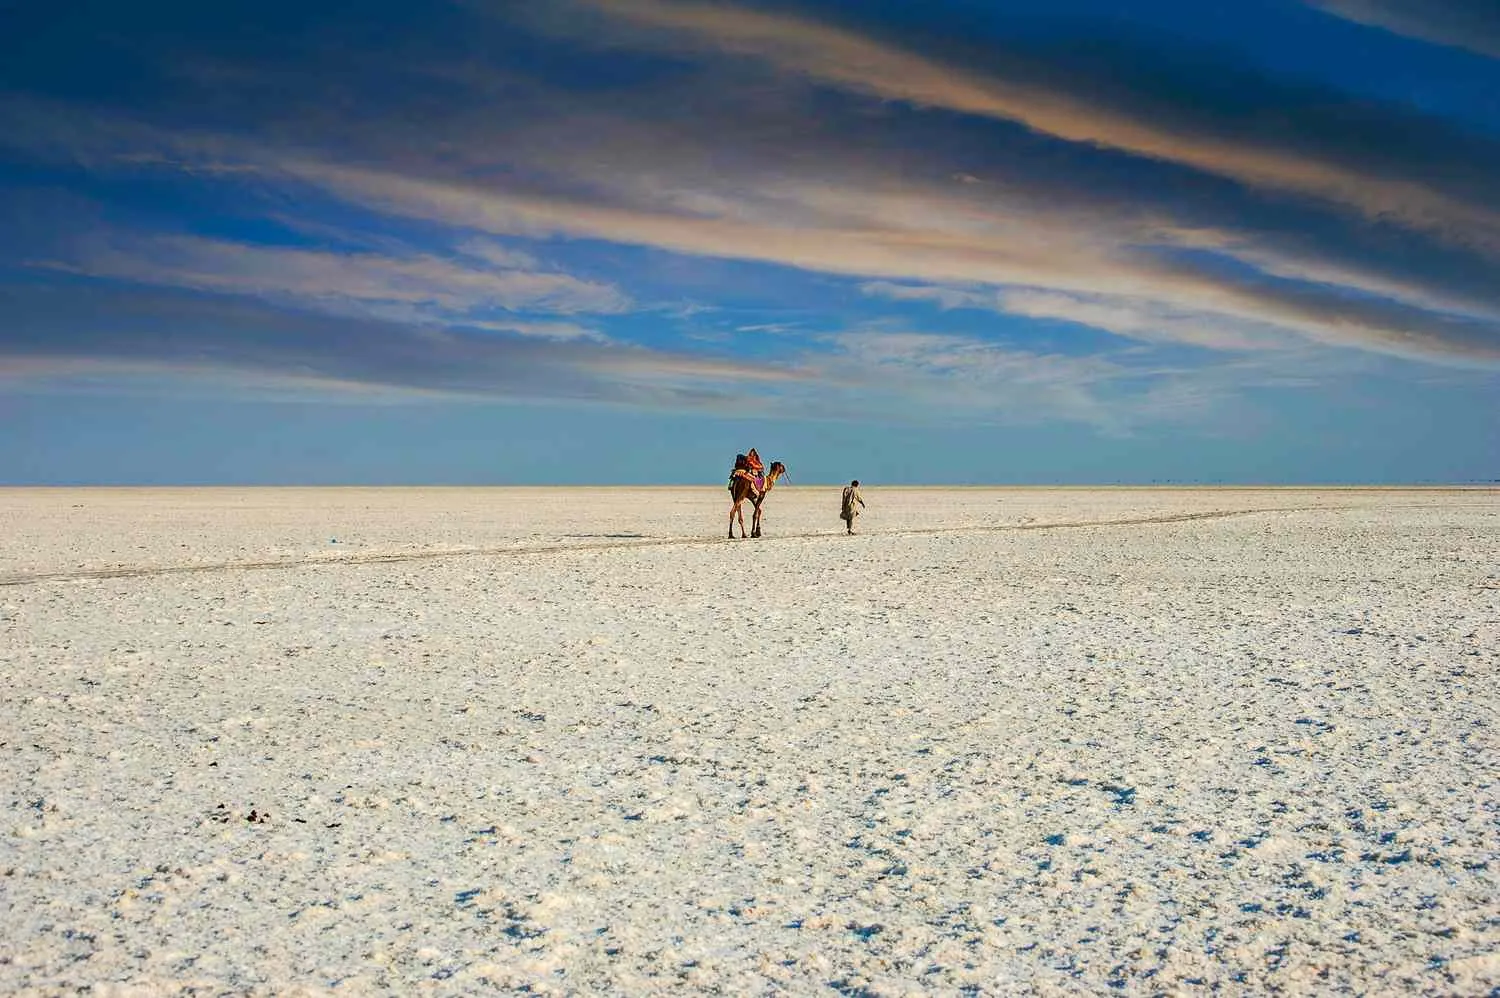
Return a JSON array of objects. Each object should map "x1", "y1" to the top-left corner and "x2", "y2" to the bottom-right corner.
[{"x1": 729, "y1": 448, "x2": 766, "y2": 492}]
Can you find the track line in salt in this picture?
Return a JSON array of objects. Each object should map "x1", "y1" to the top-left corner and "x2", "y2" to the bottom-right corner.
[{"x1": 0, "y1": 504, "x2": 1362, "y2": 588}]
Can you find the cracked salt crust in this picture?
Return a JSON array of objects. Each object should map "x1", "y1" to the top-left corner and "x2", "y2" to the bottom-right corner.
[{"x1": 0, "y1": 487, "x2": 1496, "y2": 995}]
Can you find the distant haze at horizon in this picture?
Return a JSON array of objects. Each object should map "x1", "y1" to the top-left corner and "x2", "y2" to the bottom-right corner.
[{"x1": 2, "y1": 0, "x2": 1497, "y2": 484}]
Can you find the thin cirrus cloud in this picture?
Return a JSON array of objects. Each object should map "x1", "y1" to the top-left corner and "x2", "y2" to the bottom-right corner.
[
  {"x1": 7, "y1": 88, "x2": 1499, "y2": 366},
  {"x1": 31, "y1": 231, "x2": 629, "y2": 338},
  {"x1": 5, "y1": 278, "x2": 1174, "y2": 430},
  {"x1": 0, "y1": 281, "x2": 811, "y2": 407},
  {"x1": 8, "y1": 29, "x2": 1500, "y2": 369},
  {"x1": 805, "y1": 327, "x2": 1360, "y2": 433},
  {"x1": 860, "y1": 283, "x2": 1292, "y2": 353},
  {"x1": 818, "y1": 329, "x2": 1132, "y2": 431},
  {"x1": 548, "y1": 0, "x2": 1500, "y2": 252},
  {"x1": 20, "y1": 82, "x2": 1498, "y2": 328},
  {"x1": 492, "y1": 80, "x2": 1500, "y2": 356},
  {"x1": 0, "y1": 277, "x2": 1266, "y2": 431},
  {"x1": 1308, "y1": 0, "x2": 1500, "y2": 58},
  {"x1": 2, "y1": 0, "x2": 1499, "y2": 425},
  {"x1": 269, "y1": 157, "x2": 1500, "y2": 364}
]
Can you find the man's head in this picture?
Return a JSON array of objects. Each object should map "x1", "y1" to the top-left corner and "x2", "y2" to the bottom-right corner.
[{"x1": 851, "y1": 480, "x2": 860, "y2": 487}]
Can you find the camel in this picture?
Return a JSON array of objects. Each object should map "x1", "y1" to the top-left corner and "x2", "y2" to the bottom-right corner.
[{"x1": 728, "y1": 460, "x2": 787, "y2": 539}]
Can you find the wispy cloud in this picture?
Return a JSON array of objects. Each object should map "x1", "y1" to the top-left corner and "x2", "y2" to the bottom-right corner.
[
  {"x1": 28, "y1": 231, "x2": 629, "y2": 336},
  {"x1": 861, "y1": 281, "x2": 1287, "y2": 350},
  {"x1": 818, "y1": 329, "x2": 1131, "y2": 430},
  {"x1": 860, "y1": 282, "x2": 1004, "y2": 313},
  {"x1": 1, "y1": 270, "x2": 1350, "y2": 433},
  {"x1": 802, "y1": 327, "x2": 1367, "y2": 434},
  {"x1": 862, "y1": 278, "x2": 1500, "y2": 359},
  {"x1": 269, "y1": 160, "x2": 1500, "y2": 364},
  {"x1": 453, "y1": 319, "x2": 605, "y2": 342},
  {"x1": 993, "y1": 291, "x2": 1292, "y2": 353},
  {"x1": 0, "y1": 282, "x2": 808, "y2": 406},
  {"x1": 6, "y1": 91, "x2": 1499, "y2": 365},
  {"x1": 553, "y1": 0, "x2": 1500, "y2": 250},
  {"x1": 0, "y1": 302, "x2": 1320, "y2": 433},
  {"x1": 1309, "y1": 0, "x2": 1500, "y2": 58},
  {"x1": 2, "y1": 0, "x2": 1498, "y2": 430}
]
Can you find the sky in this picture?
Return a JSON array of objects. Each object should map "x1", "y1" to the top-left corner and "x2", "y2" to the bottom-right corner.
[{"x1": 1, "y1": 0, "x2": 1497, "y2": 484}]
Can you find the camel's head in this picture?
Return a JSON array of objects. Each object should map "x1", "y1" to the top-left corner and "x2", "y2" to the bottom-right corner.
[{"x1": 769, "y1": 461, "x2": 788, "y2": 479}]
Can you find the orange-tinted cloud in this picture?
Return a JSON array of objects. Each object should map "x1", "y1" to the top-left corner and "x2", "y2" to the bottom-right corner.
[{"x1": 559, "y1": 0, "x2": 1500, "y2": 251}]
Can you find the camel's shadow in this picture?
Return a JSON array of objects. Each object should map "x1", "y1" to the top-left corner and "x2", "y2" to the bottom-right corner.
[{"x1": 562, "y1": 532, "x2": 648, "y2": 539}]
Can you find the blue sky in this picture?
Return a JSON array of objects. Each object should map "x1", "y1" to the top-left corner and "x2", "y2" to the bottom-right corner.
[{"x1": 2, "y1": 0, "x2": 1497, "y2": 483}]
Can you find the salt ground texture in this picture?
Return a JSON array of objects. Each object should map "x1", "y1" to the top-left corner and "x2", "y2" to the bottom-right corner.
[{"x1": 1, "y1": 486, "x2": 1496, "y2": 996}]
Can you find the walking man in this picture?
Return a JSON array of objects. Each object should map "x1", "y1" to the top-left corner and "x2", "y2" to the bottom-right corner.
[{"x1": 840, "y1": 480, "x2": 865, "y2": 534}]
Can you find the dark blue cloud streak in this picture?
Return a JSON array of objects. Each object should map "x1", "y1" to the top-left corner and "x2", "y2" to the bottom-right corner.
[{"x1": 1310, "y1": 0, "x2": 1500, "y2": 58}]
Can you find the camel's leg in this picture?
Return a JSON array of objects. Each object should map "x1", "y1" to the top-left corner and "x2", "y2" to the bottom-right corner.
[
  {"x1": 730, "y1": 499, "x2": 747, "y2": 538},
  {"x1": 751, "y1": 500, "x2": 763, "y2": 538}
]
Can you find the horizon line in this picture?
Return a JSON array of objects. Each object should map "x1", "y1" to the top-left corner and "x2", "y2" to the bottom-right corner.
[{"x1": 1, "y1": 481, "x2": 1495, "y2": 490}]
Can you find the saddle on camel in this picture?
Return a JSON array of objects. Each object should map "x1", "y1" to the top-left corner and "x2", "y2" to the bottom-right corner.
[
  {"x1": 727, "y1": 448, "x2": 787, "y2": 539},
  {"x1": 729, "y1": 449, "x2": 766, "y2": 493}
]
